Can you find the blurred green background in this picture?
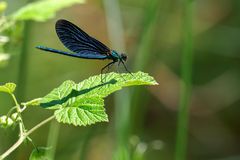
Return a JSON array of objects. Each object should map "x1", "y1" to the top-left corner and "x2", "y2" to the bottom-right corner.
[{"x1": 1, "y1": 0, "x2": 240, "y2": 159}]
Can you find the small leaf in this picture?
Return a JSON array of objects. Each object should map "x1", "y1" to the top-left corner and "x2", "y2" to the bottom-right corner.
[
  {"x1": 11, "y1": 0, "x2": 85, "y2": 22},
  {"x1": 11, "y1": 113, "x2": 21, "y2": 122},
  {"x1": 29, "y1": 147, "x2": 51, "y2": 160},
  {"x1": 0, "y1": 115, "x2": 14, "y2": 128},
  {"x1": 40, "y1": 72, "x2": 158, "y2": 126},
  {"x1": 0, "y1": 82, "x2": 16, "y2": 94}
]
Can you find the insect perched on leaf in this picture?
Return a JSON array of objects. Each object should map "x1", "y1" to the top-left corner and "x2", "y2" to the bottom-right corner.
[{"x1": 36, "y1": 19, "x2": 132, "y2": 81}]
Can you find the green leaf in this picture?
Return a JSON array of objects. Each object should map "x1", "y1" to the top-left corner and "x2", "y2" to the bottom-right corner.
[
  {"x1": 29, "y1": 147, "x2": 51, "y2": 160},
  {"x1": 40, "y1": 72, "x2": 158, "y2": 126},
  {"x1": 54, "y1": 97, "x2": 108, "y2": 126},
  {"x1": 76, "y1": 71, "x2": 158, "y2": 98},
  {"x1": 40, "y1": 80, "x2": 76, "y2": 109},
  {"x1": 0, "y1": 115, "x2": 14, "y2": 128},
  {"x1": 10, "y1": 113, "x2": 21, "y2": 122},
  {"x1": 11, "y1": 0, "x2": 85, "y2": 22},
  {"x1": 0, "y1": 82, "x2": 16, "y2": 94}
]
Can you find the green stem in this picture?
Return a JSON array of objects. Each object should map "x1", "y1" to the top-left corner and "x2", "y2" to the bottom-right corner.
[
  {"x1": 46, "y1": 121, "x2": 60, "y2": 160},
  {"x1": 6, "y1": 106, "x2": 18, "y2": 117},
  {"x1": 103, "y1": 0, "x2": 130, "y2": 159},
  {"x1": 16, "y1": 21, "x2": 31, "y2": 102},
  {"x1": 10, "y1": 94, "x2": 19, "y2": 106},
  {"x1": 175, "y1": 0, "x2": 193, "y2": 160},
  {"x1": 131, "y1": 0, "x2": 160, "y2": 133},
  {"x1": 27, "y1": 116, "x2": 55, "y2": 136},
  {"x1": 0, "y1": 115, "x2": 55, "y2": 160},
  {"x1": 10, "y1": 93, "x2": 25, "y2": 136},
  {"x1": 79, "y1": 127, "x2": 95, "y2": 160}
]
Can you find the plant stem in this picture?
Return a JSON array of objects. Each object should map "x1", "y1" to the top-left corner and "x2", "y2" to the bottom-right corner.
[
  {"x1": 175, "y1": 0, "x2": 193, "y2": 160},
  {"x1": 10, "y1": 93, "x2": 25, "y2": 136},
  {"x1": 131, "y1": 0, "x2": 160, "y2": 133},
  {"x1": 0, "y1": 115, "x2": 55, "y2": 160},
  {"x1": 46, "y1": 121, "x2": 60, "y2": 160},
  {"x1": 16, "y1": 21, "x2": 31, "y2": 102},
  {"x1": 10, "y1": 94, "x2": 19, "y2": 107},
  {"x1": 26, "y1": 116, "x2": 55, "y2": 136},
  {"x1": 0, "y1": 136, "x2": 25, "y2": 160},
  {"x1": 103, "y1": 0, "x2": 130, "y2": 159}
]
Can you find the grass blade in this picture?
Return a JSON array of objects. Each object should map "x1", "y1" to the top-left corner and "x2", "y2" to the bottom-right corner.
[{"x1": 175, "y1": 0, "x2": 194, "y2": 160}]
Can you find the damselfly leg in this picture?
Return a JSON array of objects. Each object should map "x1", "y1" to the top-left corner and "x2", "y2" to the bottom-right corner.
[{"x1": 101, "y1": 61, "x2": 115, "y2": 82}]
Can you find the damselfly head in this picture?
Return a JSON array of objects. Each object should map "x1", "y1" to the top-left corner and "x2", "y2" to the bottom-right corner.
[{"x1": 121, "y1": 53, "x2": 127, "y2": 61}]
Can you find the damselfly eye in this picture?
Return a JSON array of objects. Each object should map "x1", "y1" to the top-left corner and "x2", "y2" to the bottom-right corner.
[{"x1": 121, "y1": 53, "x2": 127, "y2": 61}]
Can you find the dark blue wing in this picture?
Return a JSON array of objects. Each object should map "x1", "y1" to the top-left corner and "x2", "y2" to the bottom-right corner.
[
  {"x1": 36, "y1": 46, "x2": 108, "y2": 59},
  {"x1": 55, "y1": 19, "x2": 110, "y2": 58}
]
